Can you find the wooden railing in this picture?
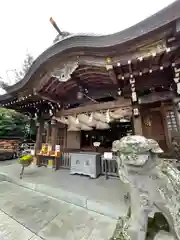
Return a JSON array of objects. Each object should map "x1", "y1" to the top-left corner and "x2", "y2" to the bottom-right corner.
[
  {"x1": 101, "y1": 156, "x2": 119, "y2": 177},
  {"x1": 60, "y1": 148, "x2": 77, "y2": 169}
]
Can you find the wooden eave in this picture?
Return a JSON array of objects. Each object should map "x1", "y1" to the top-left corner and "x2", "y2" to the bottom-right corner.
[
  {"x1": 34, "y1": 45, "x2": 178, "y2": 103},
  {"x1": 35, "y1": 64, "x2": 119, "y2": 103},
  {"x1": 0, "y1": 0, "x2": 179, "y2": 103},
  {"x1": 0, "y1": 46, "x2": 179, "y2": 109}
]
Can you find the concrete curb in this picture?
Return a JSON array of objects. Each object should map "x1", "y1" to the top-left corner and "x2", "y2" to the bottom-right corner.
[{"x1": 0, "y1": 173, "x2": 121, "y2": 219}]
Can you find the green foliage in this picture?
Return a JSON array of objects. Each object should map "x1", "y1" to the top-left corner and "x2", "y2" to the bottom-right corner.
[
  {"x1": 0, "y1": 53, "x2": 34, "y2": 90},
  {"x1": 14, "y1": 53, "x2": 34, "y2": 82},
  {"x1": 0, "y1": 108, "x2": 36, "y2": 138},
  {"x1": 0, "y1": 81, "x2": 10, "y2": 91}
]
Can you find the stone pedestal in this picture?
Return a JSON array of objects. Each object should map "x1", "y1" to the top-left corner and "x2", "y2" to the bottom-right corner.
[{"x1": 154, "y1": 231, "x2": 175, "y2": 240}]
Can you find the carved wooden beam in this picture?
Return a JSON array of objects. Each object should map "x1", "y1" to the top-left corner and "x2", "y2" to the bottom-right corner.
[
  {"x1": 56, "y1": 98, "x2": 131, "y2": 116},
  {"x1": 128, "y1": 60, "x2": 133, "y2": 76},
  {"x1": 105, "y1": 65, "x2": 118, "y2": 85},
  {"x1": 36, "y1": 91, "x2": 60, "y2": 103},
  {"x1": 77, "y1": 72, "x2": 109, "y2": 78},
  {"x1": 117, "y1": 61, "x2": 171, "y2": 79},
  {"x1": 108, "y1": 69, "x2": 118, "y2": 85},
  {"x1": 138, "y1": 91, "x2": 174, "y2": 104},
  {"x1": 117, "y1": 63, "x2": 124, "y2": 78},
  {"x1": 147, "y1": 55, "x2": 154, "y2": 74},
  {"x1": 77, "y1": 73, "x2": 110, "y2": 80},
  {"x1": 149, "y1": 54, "x2": 160, "y2": 76},
  {"x1": 159, "y1": 50, "x2": 175, "y2": 66},
  {"x1": 36, "y1": 74, "x2": 51, "y2": 92},
  {"x1": 71, "y1": 73, "x2": 88, "y2": 91},
  {"x1": 75, "y1": 66, "x2": 105, "y2": 73},
  {"x1": 51, "y1": 81, "x2": 62, "y2": 93},
  {"x1": 44, "y1": 78, "x2": 59, "y2": 92}
]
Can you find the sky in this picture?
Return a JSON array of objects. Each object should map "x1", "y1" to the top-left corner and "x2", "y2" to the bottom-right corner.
[{"x1": 0, "y1": 0, "x2": 176, "y2": 90}]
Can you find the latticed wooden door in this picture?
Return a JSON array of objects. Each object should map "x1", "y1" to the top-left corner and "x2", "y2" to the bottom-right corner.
[
  {"x1": 165, "y1": 110, "x2": 178, "y2": 136},
  {"x1": 56, "y1": 128, "x2": 65, "y2": 148},
  {"x1": 142, "y1": 109, "x2": 167, "y2": 151}
]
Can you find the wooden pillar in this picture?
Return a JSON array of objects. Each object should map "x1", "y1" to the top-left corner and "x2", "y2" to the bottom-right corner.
[
  {"x1": 173, "y1": 97, "x2": 180, "y2": 132},
  {"x1": 35, "y1": 120, "x2": 44, "y2": 154},
  {"x1": 132, "y1": 106, "x2": 143, "y2": 135},
  {"x1": 160, "y1": 103, "x2": 171, "y2": 149},
  {"x1": 133, "y1": 117, "x2": 143, "y2": 135},
  {"x1": 64, "y1": 126, "x2": 67, "y2": 149},
  {"x1": 45, "y1": 121, "x2": 51, "y2": 143},
  {"x1": 51, "y1": 119, "x2": 57, "y2": 151},
  {"x1": 35, "y1": 119, "x2": 44, "y2": 166}
]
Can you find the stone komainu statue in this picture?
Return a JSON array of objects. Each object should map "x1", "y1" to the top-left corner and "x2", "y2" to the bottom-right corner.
[{"x1": 112, "y1": 135, "x2": 180, "y2": 240}]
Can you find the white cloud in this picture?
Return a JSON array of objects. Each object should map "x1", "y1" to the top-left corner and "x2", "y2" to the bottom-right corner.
[{"x1": 0, "y1": 0, "x2": 175, "y2": 93}]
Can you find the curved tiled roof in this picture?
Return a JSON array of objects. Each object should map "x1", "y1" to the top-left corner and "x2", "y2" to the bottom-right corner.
[{"x1": 0, "y1": 0, "x2": 180, "y2": 101}]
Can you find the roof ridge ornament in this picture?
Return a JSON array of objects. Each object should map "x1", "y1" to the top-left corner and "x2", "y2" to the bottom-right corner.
[{"x1": 50, "y1": 17, "x2": 72, "y2": 44}]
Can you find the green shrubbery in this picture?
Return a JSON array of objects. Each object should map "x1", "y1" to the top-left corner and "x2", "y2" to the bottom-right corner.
[{"x1": 0, "y1": 108, "x2": 36, "y2": 139}]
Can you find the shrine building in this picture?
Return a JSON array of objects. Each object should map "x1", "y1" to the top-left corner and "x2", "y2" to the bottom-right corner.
[{"x1": 1, "y1": 1, "x2": 180, "y2": 173}]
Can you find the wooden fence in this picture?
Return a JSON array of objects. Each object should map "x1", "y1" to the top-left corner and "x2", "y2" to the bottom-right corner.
[
  {"x1": 101, "y1": 156, "x2": 119, "y2": 177},
  {"x1": 60, "y1": 150, "x2": 71, "y2": 169},
  {"x1": 59, "y1": 148, "x2": 82, "y2": 169}
]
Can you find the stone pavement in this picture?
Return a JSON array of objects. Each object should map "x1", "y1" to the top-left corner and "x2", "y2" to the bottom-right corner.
[
  {"x1": 0, "y1": 181, "x2": 116, "y2": 240},
  {"x1": 0, "y1": 162, "x2": 127, "y2": 219},
  {"x1": 0, "y1": 159, "x2": 16, "y2": 167}
]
